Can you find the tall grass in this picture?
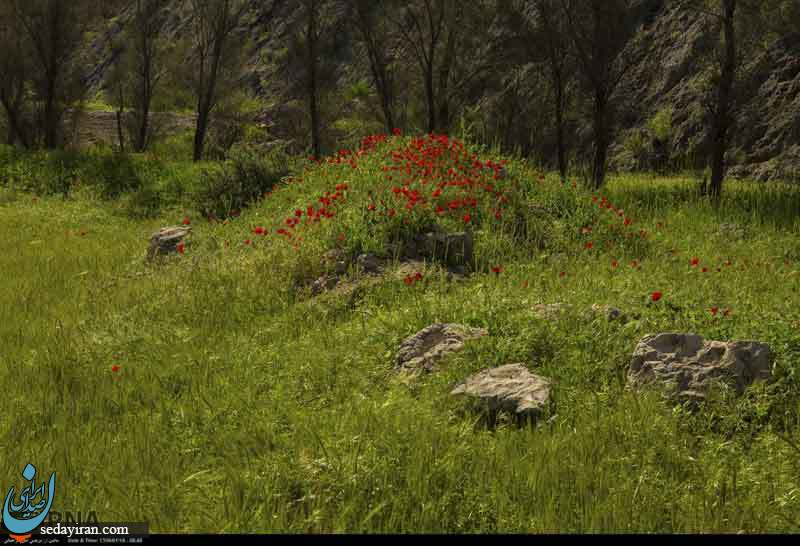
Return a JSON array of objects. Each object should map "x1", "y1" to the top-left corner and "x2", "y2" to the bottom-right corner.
[{"x1": 1, "y1": 139, "x2": 800, "y2": 532}]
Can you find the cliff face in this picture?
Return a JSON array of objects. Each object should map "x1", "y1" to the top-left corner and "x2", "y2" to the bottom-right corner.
[
  {"x1": 612, "y1": 1, "x2": 800, "y2": 181},
  {"x1": 78, "y1": 1, "x2": 800, "y2": 181}
]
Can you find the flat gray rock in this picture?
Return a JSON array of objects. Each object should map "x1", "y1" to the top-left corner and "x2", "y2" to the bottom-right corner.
[
  {"x1": 395, "y1": 323, "x2": 487, "y2": 373},
  {"x1": 451, "y1": 363, "x2": 552, "y2": 423},
  {"x1": 628, "y1": 333, "x2": 773, "y2": 402}
]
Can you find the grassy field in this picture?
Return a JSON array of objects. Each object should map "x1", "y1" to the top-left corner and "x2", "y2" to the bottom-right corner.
[{"x1": 2, "y1": 134, "x2": 800, "y2": 533}]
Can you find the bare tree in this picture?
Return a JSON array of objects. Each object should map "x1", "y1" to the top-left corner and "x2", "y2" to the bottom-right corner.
[
  {"x1": 561, "y1": 0, "x2": 642, "y2": 189},
  {"x1": 128, "y1": 0, "x2": 170, "y2": 152},
  {"x1": 0, "y1": 3, "x2": 31, "y2": 147},
  {"x1": 10, "y1": 0, "x2": 90, "y2": 149},
  {"x1": 187, "y1": 0, "x2": 250, "y2": 161},
  {"x1": 532, "y1": 0, "x2": 572, "y2": 182},
  {"x1": 348, "y1": 0, "x2": 399, "y2": 133}
]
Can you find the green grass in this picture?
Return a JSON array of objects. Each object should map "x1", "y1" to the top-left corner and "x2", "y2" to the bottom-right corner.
[{"x1": 2, "y1": 137, "x2": 800, "y2": 533}]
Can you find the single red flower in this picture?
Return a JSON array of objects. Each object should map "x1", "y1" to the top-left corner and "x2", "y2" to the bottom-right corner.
[
  {"x1": 182, "y1": 217, "x2": 191, "y2": 225},
  {"x1": 253, "y1": 226, "x2": 265, "y2": 235},
  {"x1": 367, "y1": 203, "x2": 376, "y2": 211},
  {"x1": 392, "y1": 128, "x2": 402, "y2": 136},
  {"x1": 691, "y1": 257, "x2": 700, "y2": 267},
  {"x1": 111, "y1": 365, "x2": 121, "y2": 373},
  {"x1": 463, "y1": 213, "x2": 472, "y2": 224},
  {"x1": 491, "y1": 266, "x2": 503, "y2": 275},
  {"x1": 244, "y1": 239, "x2": 252, "y2": 245},
  {"x1": 403, "y1": 275, "x2": 413, "y2": 286},
  {"x1": 623, "y1": 218, "x2": 632, "y2": 226},
  {"x1": 710, "y1": 307, "x2": 719, "y2": 316},
  {"x1": 414, "y1": 271, "x2": 423, "y2": 281},
  {"x1": 651, "y1": 291, "x2": 663, "y2": 302},
  {"x1": 176, "y1": 242, "x2": 185, "y2": 254},
  {"x1": 584, "y1": 242, "x2": 594, "y2": 250},
  {"x1": 611, "y1": 260, "x2": 619, "y2": 269}
]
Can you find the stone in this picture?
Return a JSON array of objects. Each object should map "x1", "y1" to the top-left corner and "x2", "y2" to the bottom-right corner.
[
  {"x1": 628, "y1": 333, "x2": 773, "y2": 402},
  {"x1": 323, "y1": 249, "x2": 349, "y2": 275},
  {"x1": 417, "y1": 228, "x2": 474, "y2": 268},
  {"x1": 395, "y1": 323, "x2": 488, "y2": 373},
  {"x1": 311, "y1": 275, "x2": 339, "y2": 295},
  {"x1": 356, "y1": 253, "x2": 382, "y2": 274},
  {"x1": 147, "y1": 226, "x2": 191, "y2": 260},
  {"x1": 451, "y1": 363, "x2": 552, "y2": 424},
  {"x1": 532, "y1": 303, "x2": 572, "y2": 320},
  {"x1": 586, "y1": 304, "x2": 627, "y2": 323}
]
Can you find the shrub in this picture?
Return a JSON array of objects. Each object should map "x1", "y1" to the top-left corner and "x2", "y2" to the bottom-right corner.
[
  {"x1": 84, "y1": 152, "x2": 142, "y2": 198},
  {"x1": 193, "y1": 143, "x2": 291, "y2": 220}
]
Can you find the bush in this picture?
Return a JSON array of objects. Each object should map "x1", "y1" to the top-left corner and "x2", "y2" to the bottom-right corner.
[
  {"x1": 125, "y1": 183, "x2": 163, "y2": 219},
  {"x1": 84, "y1": 152, "x2": 143, "y2": 198},
  {"x1": 193, "y1": 143, "x2": 291, "y2": 220}
]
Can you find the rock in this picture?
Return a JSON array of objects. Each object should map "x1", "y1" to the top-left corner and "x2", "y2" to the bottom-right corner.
[
  {"x1": 586, "y1": 304, "x2": 627, "y2": 323},
  {"x1": 417, "y1": 228, "x2": 474, "y2": 268},
  {"x1": 396, "y1": 323, "x2": 488, "y2": 373},
  {"x1": 628, "y1": 333, "x2": 773, "y2": 402},
  {"x1": 323, "y1": 249, "x2": 349, "y2": 275},
  {"x1": 147, "y1": 226, "x2": 191, "y2": 260},
  {"x1": 451, "y1": 363, "x2": 552, "y2": 425},
  {"x1": 532, "y1": 303, "x2": 572, "y2": 320},
  {"x1": 311, "y1": 275, "x2": 339, "y2": 295},
  {"x1": 356, "y1": 253, "x2": 382, "y2": 274}
]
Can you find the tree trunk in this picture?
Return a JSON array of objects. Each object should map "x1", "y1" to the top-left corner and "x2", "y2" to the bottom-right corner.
[
  {"x1": 193, "y1": 100, "x2": 209, "y2": 161},
  {"x1": 553, "y1": 69, "x2": 567, "y2": 182},
  {"x1": 591, "y1": 92, "x2": 608, "y2": 190},
  {"x1": 425, "y1": 62, "x2": 436, "y2": 134},
  {"x1": 308, "y1": 3, "x2": 321, "y2": 158},
  {"x1": 708, "y1": 0, "x2": 736, "y2": 201}
]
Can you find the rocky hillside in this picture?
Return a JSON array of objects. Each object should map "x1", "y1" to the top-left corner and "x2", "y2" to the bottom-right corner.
[{"x1": 82, "y1": 1, "x2": 800, "y2": 181}]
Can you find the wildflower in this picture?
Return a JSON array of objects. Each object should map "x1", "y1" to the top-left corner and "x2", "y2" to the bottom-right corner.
[
  {"x1": 367, "y1": 203, "x2": 376, "y2": 211},
  {"x1": 182, "y1": 217, "x2": 191, "y2": 225},
  {"x1": 584, "y1": 242, "x2": 594, "y2": 250},
  {"x1": 111, "y1": 365, "x2": 121, "y2": 373},
  {"x1": 176, "y1": 242, "x2": 185, "y2": 254},
  {"x1": 691, "y1": 257, "x2": 700, "y2": 267},
  {"x1": 491, "y1": 266, "x2": 504, "y2": 275},
  {"x1": 414, "y1": 271, "x2": 423, "y2": 281},
  {"x1": 702, "y1": 267, "x2": 709, "y2": 273},
  {"x1": 253, "y1": 226, "x2": 265, "y2": 235},
  {"x1": 404, "y1": 275, "x2": 413, "y2": 286},
  {"x1": 651, "y1": 291, "x2": 663, "y2": 302},
  {"x1": 295, "y1": 209, "x2": 303, "y2": 217},
  {"x1": 611, "y1": 260, "x2": 619, "y2": 269},
  {"x1": 623, "y1": 218, "x2": 632, "y2": 226},
  {"x1": 244, "y1": 239, "x2": 252, "y2": 245},
  {"x1": 392, "y1": 128, "x2": 402, "y2": 136},
  {"x1": 710, "y1": 307, "x2": 719, "y2": 316},
  {"x1": 463, "y1": 213, "x2": 472, "y2": 224}
]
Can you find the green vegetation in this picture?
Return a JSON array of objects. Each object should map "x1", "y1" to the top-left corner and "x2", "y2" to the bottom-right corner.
[{"x1": 2, "y1": 135, "x2": 800, "y2": 532}]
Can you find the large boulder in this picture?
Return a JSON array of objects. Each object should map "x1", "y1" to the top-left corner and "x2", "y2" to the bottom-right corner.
[
  {"x1": 451, "y1": 363, "x2": 552, "y2": 425},
  {"x1": 395, "y1": 323, "x2": 488, "y2": 373},
  {"x1": 391, "y1": 225, "x2": 473, "y2": 269},
  {"x1": 628, "y1": 333, "x2": 773, "y2": 402},
  {"x1": 147, "y1": 226, "x2": 191, "y2": 260}
]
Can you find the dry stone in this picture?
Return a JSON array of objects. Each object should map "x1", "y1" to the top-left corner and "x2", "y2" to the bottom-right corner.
[
  {"x1": 396, "y1": 323, "x2": 488, "y2": 373},
  {"x1": 628, "y1": 333, "x2": 773, "y2": 402},
  {"x1": 451, "y1": 363, "x2": 552, "y2": 424},
  {"x1": 147, "y1": 226, "x2": 191, "y2": 261}
]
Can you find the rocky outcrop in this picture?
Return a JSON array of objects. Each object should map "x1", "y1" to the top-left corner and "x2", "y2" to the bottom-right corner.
[
  {"x1": 627, "y1": 333, "x2": 773, "y2": 403},
  {"x1": 396, "y1": 323, "x2": 488, "y2": 373},
  {"x1": 147, "y1": 226, "x2": 190, "y2": 261},
  {"x1": 451, "y1": 363, "x2": 552, "y2": 426}
]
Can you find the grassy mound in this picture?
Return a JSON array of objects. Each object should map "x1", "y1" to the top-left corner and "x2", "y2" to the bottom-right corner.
[{"x1": 2, "y1": 134, "x2": 800, "y2": 532}]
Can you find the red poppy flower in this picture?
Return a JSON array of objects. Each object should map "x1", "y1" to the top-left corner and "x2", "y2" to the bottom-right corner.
[
  {"x1": 623, "y1": 218, "x2": 632, "y2": 226},
  {"x1": 710, "y1": 307, "x2": 719, "y2": 316},
  {"x1": 651, "y1": 291, "x2": 663, "y2": 302},
  {"x1": 392, "y1": 128, "x2": 402, "y2": 136},
  {"x1": 367, "y1": 203, "x2": 376, "y2": 211},
  {"x1": 691, "y1": 257, "x2": 700, "y2": 267},
  {"x1": 182, "y1": 217, "x2": 191, "y2": 225},
  {"x1": 176, "y1": 242, "x2": 185, "y2": 254},
  {"x1": 111, "y1": 365, "x2": 121, "y2": 373},
  {"x1": 584, "y1": 242, "x2": 594, "y2": 250},
  {"x1": 244, "y1": 239, "x2": 252, "y2": 245},
  {"x1": 253, "y1": 226, "x2": 265, "y2": 235},
  {"x1": 403, "y1": 275, "x2": 413, "y2": 286},
  {"x1": 463, "y1": 213, "x2": 472, "y2": 224},
  {"x1": 414, "y1": 272, "x2": 423, "y2": 281},
  {"x1": 491, "y1": 266, "x2": 503, "y2": 275}
]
